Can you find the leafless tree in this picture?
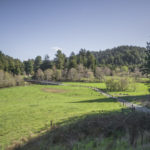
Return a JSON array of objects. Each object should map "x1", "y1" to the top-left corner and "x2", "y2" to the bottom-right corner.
[{"x1": 44, "y1": 69, "x2": 53, "y2": 81}]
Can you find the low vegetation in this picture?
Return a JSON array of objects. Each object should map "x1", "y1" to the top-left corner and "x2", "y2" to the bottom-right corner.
[
  {"x1": 105, "y1": 77, "x2": 136, "y2": 91},
  {"x1": 0, "y1": 70, "x2": 24, "y2": 88},
  {"x1": 9, "y1": 111, "x2": 150, "y2": 150}
]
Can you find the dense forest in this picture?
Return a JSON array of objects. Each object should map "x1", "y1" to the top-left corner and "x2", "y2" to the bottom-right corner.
[
  {"x1": 92, "y1": 46, "x2": 146, "y2": 67},
  {"x1": 0, "y1": 51, "x2": 24, "y2": 75},
  {"x1": 0, "y1": 45, "x2": 146, "y2": 81}
]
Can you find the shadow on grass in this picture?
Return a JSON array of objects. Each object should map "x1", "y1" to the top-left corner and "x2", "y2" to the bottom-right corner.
[
  {"x1": 70, "y1": 97, "x2": 117, "y2": 103},
  {"x1": 70, "y1": 95, "x2": 149, "y2": 104},
  {"x1": 120, "y1": 95, "x2": 150, "y2": 102},
  {"x1": 8, "y1": 109, "x2": 150, "y2": 150},
  {"x1": 144, "y1": 82, "x2": 150, "y2": 93},
  {"x1": 117, "y1": 94, "x2": 150, "y2": 108}
]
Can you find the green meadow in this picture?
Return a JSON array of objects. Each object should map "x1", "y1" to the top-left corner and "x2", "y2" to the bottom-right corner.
[
  {"x1": 64, "y1": 81, "x2": 150, "y2": 107},
  {"x1": 0, "y1": 84, "x2": 123, "y2": 149},
  {"x1": 0, "y1": 80, "x2": 150, "y2": 149}
]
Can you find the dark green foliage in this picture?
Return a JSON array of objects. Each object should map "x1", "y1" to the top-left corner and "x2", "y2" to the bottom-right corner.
[
  {"x1": 0, "y1": 45, "x2": 147, "y2": 79},
  {"x1": 55, "y1": 50, "x2": 66, "y2": 69},
  {"x1": 76, "y1": 49, "x2": 96, "y2": 70},
  {"x1": 69, "y1": 52, "x2": 77, "y2": 69},
  {"x1": 24, "y1": 59, "x2": 34, "y2": 75},
  {"x1": 86, "y1": 51, "x2": 96, "y2": 70},
  {"x1": 0, "y1": 51, "x2": 24, "y2": 75},
  {"x1": 34, "y1": 56, "x2": 42, "y2": 72},
  {"x1": 92, "y1": 46, "x2": 146, "y2": 67},
  {"x1": 77, "y1": 49, "x2": 88, "y2": 66},
  {"x1": 40, "y1": 55, "x2": 51, "y2": 70},
  {"x1": 141, "y1": 42, "x2": 150, "y2": 75}
]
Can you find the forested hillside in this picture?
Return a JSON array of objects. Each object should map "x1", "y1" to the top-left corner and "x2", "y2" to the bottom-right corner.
[
  {"x1": 0, "y1": 45, "x2": 146, "y2": 77},
  {"x1": 92, "y1": 46, "x2": 146, "y2": 67}
]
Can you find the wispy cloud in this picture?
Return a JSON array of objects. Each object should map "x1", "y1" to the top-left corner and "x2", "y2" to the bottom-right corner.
[{"x1": 51, "y1": 46, "x2": 62, "y2": 51}]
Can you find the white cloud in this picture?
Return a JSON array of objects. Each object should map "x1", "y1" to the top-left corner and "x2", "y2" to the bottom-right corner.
[{"x1": 51, "y1": 46, "x2": 62, "y2": 51}]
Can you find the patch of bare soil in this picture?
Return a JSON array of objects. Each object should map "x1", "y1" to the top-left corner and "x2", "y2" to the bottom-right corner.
[{"x1": 42, "y1": 88, "x2": 67, "y2": 93}]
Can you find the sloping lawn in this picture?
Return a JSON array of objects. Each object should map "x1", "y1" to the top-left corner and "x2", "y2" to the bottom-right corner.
[{"x1": 0, "y1": 84, "x2": 122, "y2": 149}]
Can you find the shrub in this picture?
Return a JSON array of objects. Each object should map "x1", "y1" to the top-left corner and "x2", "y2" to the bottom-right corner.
[
  {"x1": 14, "y1": 75, "x2": 24, "y2": 86},
  {"x1": 0, "y1": 70, "x2": 24, "y2": 88},
  {"x1": 105, "y1": 77, "x2": 136, "y2": 91}
]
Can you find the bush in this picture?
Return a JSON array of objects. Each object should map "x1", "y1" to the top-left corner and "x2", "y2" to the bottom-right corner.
[
  {"x1": 105, "y1": 77, "x2": 136, "y2": 91},
  {"x1": 0, "y1": 70, "x2": 24, "y2": 88}
]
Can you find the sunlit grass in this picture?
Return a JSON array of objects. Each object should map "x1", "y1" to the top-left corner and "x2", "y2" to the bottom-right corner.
[
  {"x1": 63, "y1": 82, "x2": 106, "y2": 89},
  {"x1": 64, "y1": 80, "x2": 150, "y2": 107},
  {"x1": 0, "y1": 84, "x2": 122, "y2": 149}
]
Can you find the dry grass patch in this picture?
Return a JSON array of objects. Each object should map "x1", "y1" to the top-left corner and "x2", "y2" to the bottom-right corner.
[{"x1": 42, "y1": 88, "x2": 67, "y2": 93}]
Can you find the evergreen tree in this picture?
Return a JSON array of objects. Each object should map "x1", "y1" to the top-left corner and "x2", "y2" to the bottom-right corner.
[
  {"x1": 34, "y1": 56, "x2": 42, "y2": 72},
  {"x1": 55, "y1": 50, "x2": 65, "y2": 69},
  {"x1": 40, "y1": 55, "x2": 51, "y2": 70},
  {"x1": 69, "y1": 52, "x2": 77, "y2": 69},
  {"x1": 77, "y1": 49, "x2": 87, "y2": 67},
  {"x1": 86, "y1": 51, "x2": 96, "y2": 70},
  {"x1": 141, "y1": 42, "x2": 150, "y2": 75},
  {"x1": 24, "y1": 59, "x2": 34, "y2": 75}
]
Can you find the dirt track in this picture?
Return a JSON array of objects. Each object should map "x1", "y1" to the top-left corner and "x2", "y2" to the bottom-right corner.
[{"x1": 92, "y1": 87, "x2": 150, "y2": 113}]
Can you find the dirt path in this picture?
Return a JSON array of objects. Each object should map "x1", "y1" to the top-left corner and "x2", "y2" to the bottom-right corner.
[{"x1": 92, "y1": 87, "x2": 150, "y2": 113}]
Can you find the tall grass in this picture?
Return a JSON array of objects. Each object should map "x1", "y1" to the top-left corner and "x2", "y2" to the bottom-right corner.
[{"x1": 10, "y1": 111, "x2": 150, "y2": 150}]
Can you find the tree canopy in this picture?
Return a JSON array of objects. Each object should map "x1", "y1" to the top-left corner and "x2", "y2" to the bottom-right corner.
[
  {"x1": 0, "y1": 45, "x2": 146, "y2": 78},
  {"x1": 141, "y1": 42, "x2": 150, "y2": 75}
]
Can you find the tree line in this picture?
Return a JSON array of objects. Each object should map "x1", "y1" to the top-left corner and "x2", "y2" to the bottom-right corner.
[
  {"x1": 0, "y1": 51, "x2": 24, "y2": 75},
  {"x1": 0, "y1": 45, "x2": 147, "y2": 81}
]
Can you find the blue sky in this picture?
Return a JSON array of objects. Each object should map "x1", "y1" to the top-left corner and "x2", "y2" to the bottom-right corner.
[{"x1": 0, "y1": 0, "x2": 150, "y2": 60}]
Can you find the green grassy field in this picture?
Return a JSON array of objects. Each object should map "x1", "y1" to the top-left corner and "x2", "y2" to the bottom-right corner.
[
  {"x1": 0, "y1": 84, "x2": 123, "y2": 149},
  {"x1": 63, "y1": 82, "x2": 106, "y2": 89},
  {"x1": 64, "y1": 81, "x2": 150, "y2": 107},
  {"x1": 108, "y1": 82, "x2": 150, "y2": 107}
]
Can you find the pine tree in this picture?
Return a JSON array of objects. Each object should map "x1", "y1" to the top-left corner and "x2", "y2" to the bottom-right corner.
[
  {"x1": 24, "y1": 59, "x2": 34, "y2": 75},
  {"x1": 69, "y1": 52, "x2": 77, "y2": 69},
  {"x1": 55, "y1": 50, "x2": 65, "y2": 69},
  {"x1": 40, "y1": 55, "x2": 51, "y2": 70},
  {"x1": 141, "y1": 42, "x2": 150, "y2": 75},
  {"x1": 34, "y1": 56, "x2": 42, "y2": 72}
]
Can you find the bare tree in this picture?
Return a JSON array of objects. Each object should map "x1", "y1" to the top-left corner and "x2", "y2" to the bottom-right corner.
[
  {"x1": 77, "y1": 64, "x2": 85, "y2": 79},
  {"x1": 103, "y1": 67, "x2": 111, "y2": 76},
  {"x1": 44, "y1": 69, "x2": 53, "y2": 81},
  {"x1": 85, "y1": 69, "x2": 94, "y2": 81},
  {"x1": 95, "y1": 67, "x2": 104, "y2": 81},
  {"x1": 35, "y1": 69, "x2": 44, "y2": 80},
  {"x1": 68, "y1": 68, "x2": 78, "y2": 81},
  {"x1": 55, "y1": 69, "x2": 62, "y2": 81}
]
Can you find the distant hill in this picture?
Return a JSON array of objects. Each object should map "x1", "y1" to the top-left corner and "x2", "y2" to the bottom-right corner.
[{"x1": 92, "y1": 46, "x2": 146, "y2": 67}]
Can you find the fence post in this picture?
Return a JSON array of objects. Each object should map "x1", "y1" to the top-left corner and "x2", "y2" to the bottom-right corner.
[{"x1": 50, "y1": 120, "x2": 53, "y2": 129}]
